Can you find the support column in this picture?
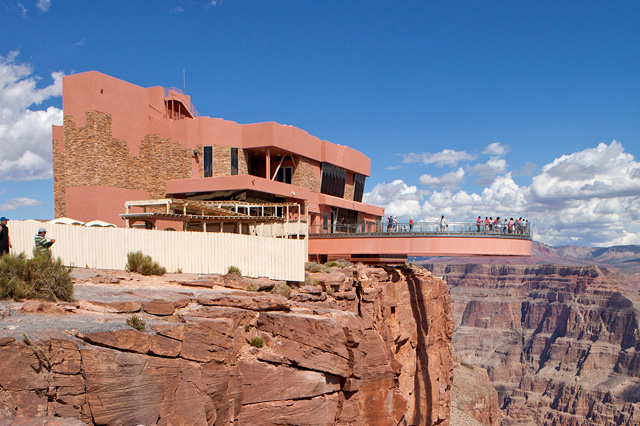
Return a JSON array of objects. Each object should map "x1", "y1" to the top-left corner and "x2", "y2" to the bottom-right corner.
[{"x1": 266, "y1": 147, "x2": 271, "y2": 180}]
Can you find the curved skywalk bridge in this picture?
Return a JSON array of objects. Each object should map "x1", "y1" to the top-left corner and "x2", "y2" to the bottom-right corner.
[{"x1": 309, "y1": 221, "x2": 533, "y2": 264}]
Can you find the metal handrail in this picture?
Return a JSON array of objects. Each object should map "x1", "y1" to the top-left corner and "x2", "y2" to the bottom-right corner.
[
  {"x1": 308, "y1": 221, "x2": 533, "y2": 240},
  {"x1": 164, "y1": 87, "x2": 200, "y2": 118}
]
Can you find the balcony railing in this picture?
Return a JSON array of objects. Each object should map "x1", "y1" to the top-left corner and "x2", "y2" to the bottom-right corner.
[
  {"x1": 164, "y1": 87, "x2": 200, "y2": 118},
  {"x1": 309, "y1": 221, "x2": 533, "y2": 240}
]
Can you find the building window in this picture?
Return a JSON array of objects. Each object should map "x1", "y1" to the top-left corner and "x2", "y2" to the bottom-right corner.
[
  {"x1": 275, "y1": 167, "x2": 292, "y2": 184},
  {"x1": 231, "y1": 148, "x2": 239, "y2": 175},
  {"x1": 204, "y1": 146, "x2": 213, "y2": 177},
  {"x1": 353, "y1": 174, "x2": 366, "y2": 203},
  {"x1": 320, "y1": 163, "x2": 346, "y2": 198}
]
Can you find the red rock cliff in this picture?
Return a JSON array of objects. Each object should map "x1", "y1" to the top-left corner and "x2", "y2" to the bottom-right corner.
[
  {"x1": 426, "y1": 263, "x2": 640, "y2": 426},
  {"x1": 0, "y1": 265, "x2": 453, "y2": 426}
]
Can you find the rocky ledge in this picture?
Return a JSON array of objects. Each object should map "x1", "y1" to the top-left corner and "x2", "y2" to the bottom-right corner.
[{"x1": 0, "y1": 265, "x2": 453, "y2": 426}]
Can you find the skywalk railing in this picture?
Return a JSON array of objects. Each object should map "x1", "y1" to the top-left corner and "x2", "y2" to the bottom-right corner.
[{"x1": 309, "y1": 221, "x2": 533, "y2": 240}]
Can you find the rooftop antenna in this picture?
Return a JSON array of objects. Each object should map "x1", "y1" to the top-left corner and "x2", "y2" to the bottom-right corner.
[{"x1": 183, "y1": 69, "x2": 186, "y2": 90}]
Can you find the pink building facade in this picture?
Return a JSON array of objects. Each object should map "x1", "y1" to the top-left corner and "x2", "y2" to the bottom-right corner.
[{"x1": 52, "y1": 71, "x2": 384, "y2": 231}]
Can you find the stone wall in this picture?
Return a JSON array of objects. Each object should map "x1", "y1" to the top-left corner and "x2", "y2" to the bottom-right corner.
[
  {"x1": 53, "y1": 111, "x2": 193, "y2": 218},
  {"x1": 212, "y1": 145, "x2": 230, "y2": 176},
  {"x1": 344, "y1": 180, "x2": 354, "y2": 201},
  {"x1": 293, "y1": 157, "x2": 321, "y2": 193}
]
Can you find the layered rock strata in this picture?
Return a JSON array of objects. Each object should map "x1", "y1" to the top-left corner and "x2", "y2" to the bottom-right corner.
[
  {"x1": 0, "y1": 265, "x2": 453, "y2": 426},
  {"x1": 425, "y1": 263, "x2": 640, "y2": 426}
]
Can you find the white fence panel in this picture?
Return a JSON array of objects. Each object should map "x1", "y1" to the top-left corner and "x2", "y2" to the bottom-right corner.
[{"x1": 8, "y1": 220, "x2": 305, "y2": 282}]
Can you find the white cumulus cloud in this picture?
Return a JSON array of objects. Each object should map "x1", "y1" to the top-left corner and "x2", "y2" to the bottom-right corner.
[
  {"x1": 482, "y1": 142, "x2": 508, "y2": 157},
  {"x1": 401, "y1": 148, "x2": 476, "y2": 167},
  {"x1": 419, "y1": 167, "x2": 465, "y2": 189},
  {"x1": 364, "y1": 179, "x2": 426, "y2": 217},
  {"x1": 0, "y1": 51, "x2": 63, "y2": 181},
  {"x1": 364, "y1": 141, "x2": 640, "y2": 247},
  {"x1": 469, "y1": 158, "x2": 508, "y2": 185},
  {"x1": 0, "y1": 197, "x2": 43, "y2": 211}
]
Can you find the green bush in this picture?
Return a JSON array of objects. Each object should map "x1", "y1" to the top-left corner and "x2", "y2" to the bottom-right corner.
[
  {"x1": 126, "y1": 251, "x2": 166, "y2": 276},
  {"x1": 305, "y1": 262, "x2": 327, "y2": 273},
  {"x1": 250, "y1": 337, "x2": 264, "y2": 348},
  {"x1": 126, "y1": 314, "x2": 146, "y2": 331},
  {"x1": 324, "y1": 259, "x2": 351, "y2": 269},
  {"x1": 0, "y1": 250, "x2": 73, "y2": 302},
  {"x1": 305, "y1": 262, "x2": 319, "y2": 271},
  {"x1": 227, "y1": 265, "x2": 241, "y2": 275}
]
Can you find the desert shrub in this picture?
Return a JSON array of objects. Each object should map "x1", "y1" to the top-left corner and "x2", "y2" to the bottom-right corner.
[
  {"x1": 0, "y1": 250, "x2": 73, "y2": 302},
  {"x1": 305, "y1": 262, "x2": 326, "y2": 273},
  {"x1": 227, "y1": 266, "x2": 241, "y2": 275},
  {"x1": 250, "y1": 337, "x2": 264, "y2": 348},
  {"x1": 244, "y1": 324, "x2": 254, "y2": 332},
  {"x1": 325, "y1": 259, "x2": 351, "y2": 269},
  {"x1": 126, "y1": 314, "x2": 146, "y2": 331},
  {"x1": 271, "y1": 281, "x2": 292, "y2": 298},
  {"x1": 405, "y1": 262, "x2": 424, "y2": 271},
  {"x1": 305, "y1": 272, "x2": 319, "y2": 286},
  {"x1": 23, "y1": 333, "x2": 61, "y2": 372},
  {"x1": 305, "y1": 262, "x2": 321, "y2": 271},
  {"x1": 325, "y1": 286, "x2": 335, "y2": 296},
  {"x1": 126, "y1": 251, "x2": 166, "y2": 276}
]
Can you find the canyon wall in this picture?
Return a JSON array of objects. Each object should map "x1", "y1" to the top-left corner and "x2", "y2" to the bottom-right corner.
[
  {"x1": 0, "y1": 265, "x2": 453, "y2": 426},
  {"x1": 425, "y1": 263, "x2": 640, "y2": 425}
]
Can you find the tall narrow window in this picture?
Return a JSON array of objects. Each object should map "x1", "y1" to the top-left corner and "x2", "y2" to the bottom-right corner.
[
  {"x1": 320, "y1": 163, "x2": 346, "y2": 198},
  {"x1": 353, "y1": 174, "x2": 366, "y2": 202},
  {"x1": 231, "y1": 148, "x2": 239, "y2": 175},
  {"x1": 203, "y1": 146, "x2": 213, "y2": 177}
]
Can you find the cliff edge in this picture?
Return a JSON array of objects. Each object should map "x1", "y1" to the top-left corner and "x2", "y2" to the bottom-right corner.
[{"x1": 0, "y1": 264, "x2": 453, "y2": 426}]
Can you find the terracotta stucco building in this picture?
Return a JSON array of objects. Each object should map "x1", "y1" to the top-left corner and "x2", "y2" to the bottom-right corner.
[{"x1": 52, "y1": 71, "x2": 384, "y2": 231}]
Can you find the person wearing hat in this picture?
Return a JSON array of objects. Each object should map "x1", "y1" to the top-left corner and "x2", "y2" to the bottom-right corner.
[
  {"x1": 34, "y1": 227, "x2": 55, "y2": 253},
  {"x1": 0, "y1": 217, "x2": 11, "y2": 256}
]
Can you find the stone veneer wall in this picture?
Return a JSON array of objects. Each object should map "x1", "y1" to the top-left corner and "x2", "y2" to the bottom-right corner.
[
  {"x1": 53, "y1": 111, "x2": 193, "y2": 218},
  {"x1": 344, "y1": 181, "x2": 355, "y2": 202},
  {"x1": 197, "y1": 145, "x2": 249, "y2": 178},
  {"x1": 293, "y1": 157, "x2": 321, "y2": 193}
]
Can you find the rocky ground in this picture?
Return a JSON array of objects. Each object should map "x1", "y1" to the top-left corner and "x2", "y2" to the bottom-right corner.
[{"x1": 0, "y1": 264, "x2": 457, "y2": 426}]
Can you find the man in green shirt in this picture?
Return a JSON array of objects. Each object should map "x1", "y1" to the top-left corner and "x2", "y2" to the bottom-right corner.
[{"x1": 34, "y1": 227, "x2": 55, "y2": 253}]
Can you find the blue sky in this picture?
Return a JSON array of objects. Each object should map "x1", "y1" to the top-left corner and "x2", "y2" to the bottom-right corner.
[{"x1": 0, "y1": 0, "x2": 639, "y2": 246}]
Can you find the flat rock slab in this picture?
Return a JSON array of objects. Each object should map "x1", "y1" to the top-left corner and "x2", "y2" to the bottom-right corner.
[{"x1": 197, "y1": 293, "x2": 290, "y2": 311}]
